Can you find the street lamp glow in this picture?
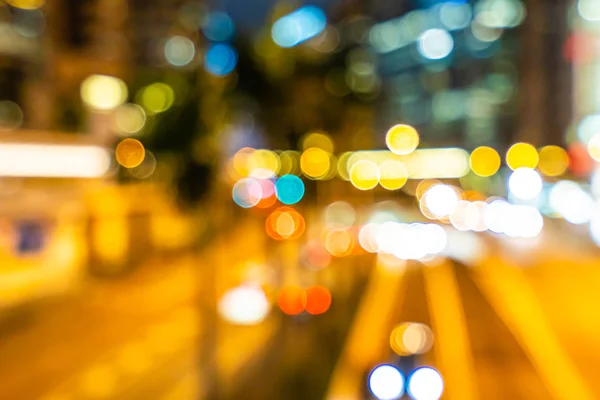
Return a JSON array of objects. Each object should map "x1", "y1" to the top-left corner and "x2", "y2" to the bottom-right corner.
[
  {"x1": 418, "y1": 29, "x2": 454, "y2": 60},
  {"x1": 0, "y1": 143, "x2": 111, "y2": 178},
  {"x1": 578, "y1": 0, "x2": 600, "y2": 22},
  {"x1": 549, "y1": 181, "x2": 595, "y2": 224},
  {"x1": 424, "y1": 184, "x2": 459, "y2": 218},
  {"x1": 272, "y1": 6, "x2": 327, "y2": 48},
  {"x1": 218, "y1": 285, "x2": 270, "y2": 325},
  {"x1": 164, "y1": 35, "x2": 195, "y2": 66},
  {"x1": 81, "y1": 75, "x2": 128, "y2": 111},
  {"x1": 407, "y1": 367, "x2": 444, "y2": 400},
  {"x1": 508, "y1": 168, "x2": 542, "y2": 200},
  {"x1": 368, "y1": 364, "x2": 405, "y2": 400}
]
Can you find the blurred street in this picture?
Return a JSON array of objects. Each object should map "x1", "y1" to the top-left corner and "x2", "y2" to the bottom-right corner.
[
  {"x1": 3, "y1": 0, "x2": 600, "y2": 398},
  {"x1": 1, "y1": 208, "x2": 600, "y2": 399}
]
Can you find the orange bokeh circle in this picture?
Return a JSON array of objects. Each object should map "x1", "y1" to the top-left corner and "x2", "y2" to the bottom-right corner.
[
  {"x1": 277, "y1": 285, "x2": 306, "y2": 315},
  {"x1": 305, "y1": 285, "x2": 332, "y2": 315},
  {"x1": 265, "y1": 206, "x2": 305, "y2": 240}
]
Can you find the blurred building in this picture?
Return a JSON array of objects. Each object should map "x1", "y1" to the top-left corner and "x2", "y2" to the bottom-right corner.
[
  {"x1": 370, "y1": 0, "x2": 571, "y2": 150},
  {"x1": 0, "y1": 0, "x2": 196, "y2": 134},
  {"x1": 518, "y1": 0, "x2": 571, "y2": 146}
]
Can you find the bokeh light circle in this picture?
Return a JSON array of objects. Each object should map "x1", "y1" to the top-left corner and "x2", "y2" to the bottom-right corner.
[
  {"x1": 368, "y1": 364, "x2": 405, "y2": 400},
  {"x1": 81, "y1": 75, "x2": 128, "y2": 111},
  {"x1": 469, "y1": 146, "x2": 500, "y2": 177},
  {"x1": 305, "y1": 286, "x2": 332, "y2": 315},
  {"x1": 204, "y1": 43, "x2": 238, "y2": 76},
  {"x1": 506, "y1": 142, "x2": 539, "y2": 170},
  {"x1": 587, "y1": 133, "x2": 600, "y2": 162},
  {"x1": 248, "y1": 149, "x2": 280, "y2": 179},
  {"x1": 277, "y1": 285, "x2": 306, "y2": 315},
  {"x1": 301, "y1": 240, "x2": 332, "y2": 270},
  {"x1": 301, "y1": 132, "x2": 335, "y2": 153},
  {"x1": 275, "y1": 175, "x2": 305, "y2": 205},
  {"x1": 232, "y1": 178, "x2": 262, "y2": 208},
  {"x1": 116, "y1": 138, "x2": 145, "y2": 168},
  {"x1": 325, "y1": 228, "x2": 354, "y2": 257},
  {"x1": 255, "y1": 179, "x2": 277, "y2": 209},
  {"x1": 113, "y1": 104, "x2": 146, "y2": 136},
  {"x1": 359, "y1": 223, "x2": 380, "y2": 253},
  {"x1": 203, "y1": 11, "x2": 235, "y2": 42},
  {"x1": 407, "y1": 367, "x2": 444, "y2": 400},
  {"x1": 164, "y1": 35, "x2": 196, "y2": 66},
  {"x1": 350, "y1": 160, "x2": 379, "y2": 190},
  {"x1": 0, "y1": 100, "x2": 23, "y2": 130},
  {"x1": 538, "y1": 145, "x2": 569, "y2": 177},
  {"x1": 390, "y1": 323, "x2": 434, "y2": 356},
  {"x1": 128, "y1": 151, "x2": 157, "y2": 179},
  {"x1": 508, "y1": 168, "x2": 542, "y2": 200},
  {"x1": 138, "y1": 83, "x2": 175, "y2": 114},
  {"x1": 266, "y1": 206, "x2": 305, "y2": 240},
  {"x1": 6, "y1": 0, "x2": 45, "y2": 10},
  {"x1": 324, "y1": 201, "x2": 356, "y2": 229},
  {"x1": 218, "y1": 285, "x2": 270, "y2": 325},
  {"x1": 386, "y1": 124, "x2": 419, "y2": 155},
  {"x1": 301, "y1": 147, "x2": 331, "y2": 179},
  {"x1": 423, "y1": 184, "x2": 459, "y2": 218},
  {"x1": 418, "y1": 29, "x2": 454, "y2": 60},
  {"x1": 379, "y1": 160, "x2": 408, "y2": 190}
]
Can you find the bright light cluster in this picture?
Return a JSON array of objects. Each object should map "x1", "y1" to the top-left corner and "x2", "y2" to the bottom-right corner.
[
  {"x1": 229, "y1": 145, "x2": 479, "y2": 192},
  {"x1": 407, "y1": 367, "x2": 444, "y2": 400},
  {"x1": 449, "y1": 199, "x2": 544, "y2": 238},
  {"x1": 508, "y1": 168, "x2": 543, "y2": 200},
  {"x1": 369, "y1": 0, "x2": 524, "y2": 55},
  {"x1": 390, "y1": 322, "x2": 434, "y2": 356},
  {"x1": 218, "y1": 285, "x2": 270, "y2": 325},
  {"x1": 272, "y1": 6, "x2": 327, "y2": 48},
  {"x1": 549, "y1": 181, "x2": 595, "y2": 225},
  {"x1": 265, "y1": 206, "x2": 305, "y2": 240},
  {"x1": 0, "y1": 144, "x2": 111, "y2": 178},
  {"x1": 277, "y1": 285, "x2": 332, "y2": 316},
  {"x1": 368, "y1": 364, "x2": 444, "y2": 400},
  {"x1": 369, "y1": 364, "x2": 405, "y2": 400},
  {"x1": 422, "y1": 184, "x2": 460, "y2": 219},
  {"x1": 359, "y1": 221, "x2": 447, "y2": 260},
  {"x1": 81, "y1": 75, "x2": 128, "y2": 111},
  {"x1": 345, "y1": 148, "x2": 470, "y2": 189},
  {"x1": 232, "y1": 175, "x2": 305, "y2": 209}
]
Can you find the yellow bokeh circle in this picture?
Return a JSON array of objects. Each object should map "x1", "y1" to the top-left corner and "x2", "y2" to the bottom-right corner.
[
  {"x1": 248, "y1": 149, "x2": 280, "y2": 179},
  {"x1": 301, "y1": 132, "x2": 335, "y2": 153},
  {"x1": 349, "y1": 160, "x2": 379, "y2": 190},
  {"x1": 506, "y1": 142, "x2": 539, "y2": 170},
  {"x1": 116, "y1": 138, "x2": 145, "y2": 168},
  {"x1": 385, "y1": 124, "x2": 419, "y2": 155},
  {"x1": 113, "y1": 104, "x2": 146, "y2": 135},
  {"x1": 469, "y1": 146, "x2": 500, "y2": 177},
  {"x1": 538, "y1": 145, "x2": 569, "y2": 176},
  {"x1": 6, "y1": 0, "x2": 45, "y2": 10},
  {"x1": 81, "y1": 75, "x2": 128, "y2": 111},
  {"x1": 138, "y1": 83, "x2": 175, "y2": 114},
  {"x1": 336, "y1": 152, "x2": 352, "y2": 181},
  {"x1": 300, "y1": 147, "x2": 331, "y2": 179},
  {"x1": 378, "y1": 159, "x2": 408, "y2": 190},
  {"x1": 279, "y1": 150, "x2": 300, "y2": 176},
  {"x1": 232, "y1": 147, "x2": 255, "y2": 177}
]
